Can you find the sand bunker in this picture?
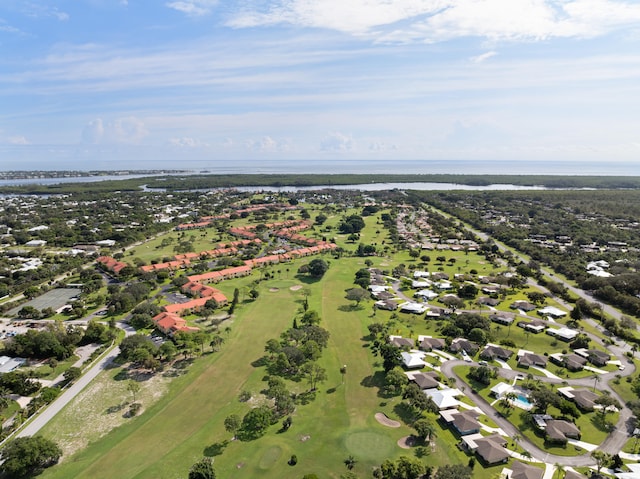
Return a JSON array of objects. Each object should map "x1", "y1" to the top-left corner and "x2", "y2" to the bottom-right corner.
[
  {"x1": 289, "y1": 285, "x2": 303, "y2": 291},
  {"x1": 397, "y1": 436, "x2": 418, "y2": 449},
  {"x1": 375, "y1": 412, "x2": 401, "y2": 428}
]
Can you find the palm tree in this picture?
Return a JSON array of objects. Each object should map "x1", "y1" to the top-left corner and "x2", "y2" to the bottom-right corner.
[
  {"x1": 344, "y1": 455, "x2": 357, "y2": 470},
  {"x1": 210, "y1": 334, "x2": 224, "y2": 352},
  {"x1": 593, "y1": 374, "x2": 601, "y2": 392},
  {"x1": 554, "y1": 463, "x2": 565, "y2": 479},
  {"x1": 512, "y1": 433, "x2": 522, "y2": 452}
]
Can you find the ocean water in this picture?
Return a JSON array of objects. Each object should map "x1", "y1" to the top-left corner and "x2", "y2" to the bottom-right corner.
[
  {"x1": 184, "y1": 159, "x2": 640, "y2": 176},
  {"x1": 0, "y1": 160, "x2": 637, "y2": 187}
]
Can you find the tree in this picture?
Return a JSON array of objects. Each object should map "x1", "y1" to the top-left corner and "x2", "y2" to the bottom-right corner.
[
  {"x1": 345, "y1": 287, "x2": 369, "y2": 307},
  {"x1": 209, "y1": 334, "x2": 224, "y2": 352},
  {"x1": 344, "y1": 455, "x2": 357, "y2": 470},
  {"x1": 63, "y1": 367, "x2": 82, "y2": 384},
  {"x1": 188, "y1": 457, "x2": 216, "y2": 479},
  {"x1": 340, "y1": 364, "x2": 347, "y2": 384},
  {"x1": 530, "y1": 386, "x2": 559, "y2": 413},
  {"x1": 300, "y1": 362, "x2": 327, "y2": 391},
  {"x1": 413, "y1": 417, "x2": 437, "y2": 442},
  {"x1": 380, "y1": 344, "x2": 402, "y2": 372},
  {"x1": 240, "y1": 406, "x2": 274, "y2": 439},
  {"x1": 591, "y1": 450, "x2": 612, "y2": 474},
  {"x1": 379, "y1": 456, "x2": 425, "y2": 479},
  {"x1": 384, "y1": 367, "x2": 408, "y2": 396},
  {"x1": 127, "y1": 380, "x2": 141, "y2": 402},
  {"x1": 434, "y1": 464, "x2": 473, "y2": 479},
  {"x1": 224, "y1": 414, "x2": 241, "y2": 439},
  {"x1": 307, "y1": 258, "x2": 329, "y2": 278},
  {"x1": 0, "y1": 436, "x2": 62, "y2": 479}
]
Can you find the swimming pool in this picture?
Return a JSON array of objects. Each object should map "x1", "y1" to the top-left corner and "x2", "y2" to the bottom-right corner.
[{"x1": 512, "y1": 394, "x2": 533, "y2": 410}]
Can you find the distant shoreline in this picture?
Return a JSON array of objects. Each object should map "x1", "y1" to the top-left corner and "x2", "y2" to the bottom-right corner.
[{"x1": 1, "y1": 171, "x2": 640, "y2": 195}]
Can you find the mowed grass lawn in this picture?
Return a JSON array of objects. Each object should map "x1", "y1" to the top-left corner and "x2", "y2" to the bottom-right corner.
[{"x1": 40, "y1": 257, "x2": 419, "y2": 479}]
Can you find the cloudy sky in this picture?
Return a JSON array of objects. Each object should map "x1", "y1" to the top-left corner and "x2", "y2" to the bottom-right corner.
[{"x1": 1, "y1": 0, "x2": 640, "y2": 171}]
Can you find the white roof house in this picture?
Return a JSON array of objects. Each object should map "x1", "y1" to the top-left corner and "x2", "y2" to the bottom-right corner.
[
  {"x1": 490, "y1": 382, "x2": 512, "y2": 399},
  {"x1": 412, "y1": 280, "x2": 432, "y2": 288},
  {"x1": 425, "y1": 388, "x2": 461, "y2": 409},
  {"x1": 401, "y1": 352, "x2": 427, "y2": 369},
  {"x1": 399, "y1": 302, "x2": 428, "y2": 314},
  {"x1": 414, "y1": 289, "x2": 439, "y2": 300},
  {"x1": 546, "y1": 327, "x2": 579, "y2": 341},
  {"x1": 413, "y1": 271, "x2": 431, "y2": 278},
  {"x1": 538, "y1": 306, "x2": 567, "y2": 318},
  {"x1": 369, "y1": 285, "x2": 389, "y2": 293},
  {"x1": 25, "y1": 239, "x2": 47, "y2": 247}
]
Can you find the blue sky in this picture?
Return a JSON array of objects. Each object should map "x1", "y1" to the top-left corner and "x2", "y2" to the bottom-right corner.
[{"x1": 1, "y1": 0, "x2": 640, "y2": 171}]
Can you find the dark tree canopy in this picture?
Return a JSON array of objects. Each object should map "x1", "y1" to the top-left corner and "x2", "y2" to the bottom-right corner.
[
  {"x1": 0, "y1": 436, "x2": 62, "y2": 479},
  {"x1": 307, "y1": 258, "x2": 329, "y2": 278},
  {"x1": 188, "y1": 457, "x2": 216, "y2": 479}
]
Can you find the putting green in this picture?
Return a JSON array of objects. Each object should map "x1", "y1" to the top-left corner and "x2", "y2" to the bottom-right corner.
[
  {"x1": 259, "y1": 446, "x2": 283, "y2": 469},
  {"x1": 344, "y1": 431, "x2": 395, "y2": 461}
]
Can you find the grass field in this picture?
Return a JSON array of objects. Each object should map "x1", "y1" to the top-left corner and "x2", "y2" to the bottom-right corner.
[
  {"x1": 39, "y1": 257, "x2": 430, "y2": 479},
  {"x1": 31, "y1": 205, "x2": 627, "y2": 478}
]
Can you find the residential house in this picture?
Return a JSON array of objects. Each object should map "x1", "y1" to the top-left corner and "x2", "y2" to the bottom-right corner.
[
  {"x1": 490, "y1": 313, "x2": 514, "y2": 326},
  {"x1": 419, "y1": 337, "x2": 445, "y2": 351},
  {"x1": 410, "y1": 371, "x2": 440, "y2": 390},
  {"x1": 550, "y1": 353, "x2": 587, "y2": 371},
  {"x1": 480, "y1": 344, "x2": 514, "y2": 361},
  {"x1": 517, "y1": 319, "x2": 546, "y2": 334},
  {"x1": 152, "y1": 312, "x2": 200, "y2": 336},
  {"x1": 518, "y1": 352, "x2": 547, "y2": 368},
  {"x1": 425, "y1": 388, "x2": 461, "y2": 410},
  {"x1": 510, "y1": 300, "x2": 536, "y2": 312},
  {"x1": 390, "y1": 336, "x2": 415, "y2": 349},
  {"x1": 449, "y1": 338, "x2": 479, "y2": 355},
  {"x1": 582, "y1": 349, "x2": 610, "y2": 367},
  {"x1": 401, "y1": 352, "x2": 426, "y2": 369},
  {"x1": 546, "y1": 327, "x2": 579, "y2": 342},
  {"x1": 560, "y1": 388, "x2": 599, "y2": 411},
  {"x1": 510, "y1": 461, "x2": 544, "y2": 479},
  {"x1": 473, "y1": 435, "x2": 509, "y2": 465},
  {"x1": 440, "y1": 409, "x2": 481, "y2": 436},
  {"x1": 478, "y1": 296, "x2": 500, "y2": 307},
  {"x1": 544, "y1": 419, "x2": 580, "y2": 443},
  {"x1": 538, "y1": 306, "x2": 567, "y2": 318}
]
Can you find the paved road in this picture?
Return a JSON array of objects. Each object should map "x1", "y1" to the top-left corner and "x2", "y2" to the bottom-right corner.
[
  {"x1": 15, "y1": 322, "x2": 136, "y2": 439},
  {"x1": 441, "y1": 357, "x2": 633, "y2": 467}
]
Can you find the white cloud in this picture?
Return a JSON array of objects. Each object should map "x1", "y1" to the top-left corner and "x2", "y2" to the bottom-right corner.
[
  {"x1": 230, "y1": 0, "x2": 640, "y2": 43},
  {"x1": 230, "y1": 0, "x2": 444, "y2": 34},
  {"x1": 6, "y1": 136, "x2": 30, "y2": 145},
  {"x1": 369, "y1": 141, "x2": 397, "y2": 151},
  {"x1": 23, "y1": 4, "x2": 69, "y2": 21},
  {"x1": 82, "y1": 117, "x2": 148, "y2": 144},
  {"x1": 246, "y1": 136, "x2": 289, "y2": 152},
  {"x1": 167, "y1": 137, "x2": 208, "y2": 148},
  {"x1": 320, "y1": 132, "x2": 354, "y2": 151},
  {"x1": 0, "y1": 20, "x2": 22, "y2": 34},
  {"x1": 166, "y1": 0, "x2": 218, "y2": 16},
  {"x1": 470, "y1": 51, "x2": 497, "y2": 63}
]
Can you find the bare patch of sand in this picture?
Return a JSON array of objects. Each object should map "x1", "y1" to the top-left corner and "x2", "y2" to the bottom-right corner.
[
  {"x1": 397, "y1": 436, "x2": 418, "y2": 449},
  {"x1": 375, "y1": 412, "x2": 401, "y2": 428},
  {"x1": 269, "y1": 288, "x2": 279, "y2": 292},
  {"x1": 289, "y1": 285, "x2": 303, "y2": 291}
]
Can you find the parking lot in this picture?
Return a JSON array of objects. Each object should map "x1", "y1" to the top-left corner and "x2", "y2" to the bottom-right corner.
[{"x1": 6, "y1": 288, "x2": 81, "y2": 316}]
